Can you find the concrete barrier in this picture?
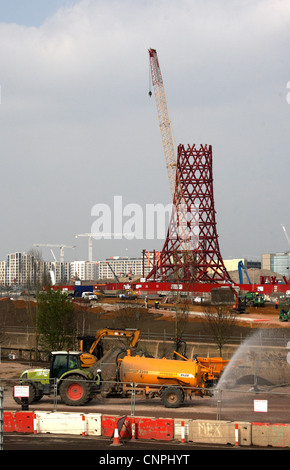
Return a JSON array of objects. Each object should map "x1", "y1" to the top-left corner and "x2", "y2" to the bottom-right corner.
[
  {"x1": 252, "y1": 422, "x2": 290, "y2": 447},
  {"x1": 101, "y1": 415, "x2": 174, "y2": 441},
  {"x1": 174, "y1": 419, "x2": 191, "y2": 442},
  {"x1": 3, "y1": 412, "x2": 290, "y2": 447},
  {"x1": 236, "y1": 422, "x2": 252, "y2": 447},
  {"x1": 3, "y1": 411, "x2": 34, "y2": 433},
  {"x1": 188, "y1": 419, "x2": 234, "y2": 445},
  {"x1": 186, "y1": 419, "x2": 252, "y2": 446},
  {"x1": 33, "y1": 411, "x2": 102, "y2": 436}
]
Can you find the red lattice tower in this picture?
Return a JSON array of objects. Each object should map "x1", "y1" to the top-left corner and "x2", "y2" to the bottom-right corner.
[{"x1": 146, "y1": 143, "x2": 232, "y2": 283}]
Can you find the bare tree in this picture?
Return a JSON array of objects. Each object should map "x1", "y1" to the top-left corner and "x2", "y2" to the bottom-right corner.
[
  {"x1": 170, "y1": 249, "x2": 197, "y2": 356},
  {"x1": 203, "y1": 304, "x2": 238, "y2": 356}
]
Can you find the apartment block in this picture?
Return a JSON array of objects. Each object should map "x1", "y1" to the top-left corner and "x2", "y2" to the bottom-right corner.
[
  {"x1": 97, "y1": 257, "x2": 151, "y2": 280},
  {"x1": 0, "y1": 261, "x2": 6, "y2": 285},
  {"x1": 70, "y1": 261, "x2": 97, "y2": 281}
]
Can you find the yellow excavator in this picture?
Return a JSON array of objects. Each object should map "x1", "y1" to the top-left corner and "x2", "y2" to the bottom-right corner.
[{"x1": 78, "y1": 328, "x2": 140, "y2": 367}]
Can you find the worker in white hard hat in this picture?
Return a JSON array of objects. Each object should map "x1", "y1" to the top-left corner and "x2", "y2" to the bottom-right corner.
[{"x1": 96, "y1": 369, "x2": 102, "y2": 389}]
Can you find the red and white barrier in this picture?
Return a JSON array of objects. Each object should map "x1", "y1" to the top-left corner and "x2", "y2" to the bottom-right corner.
[
  {"x1": 33, "y1": 413, "x2": 37, "y2": 434},
  {"x1": 235, "y1": 423, "x2": 239, "y2": 446},
  {"x1": 181, "y1": 420, "x2": 185, "y2": 443},
  {"x1": 82, "y1": 414, "x2": 86, "y2": 436},
  {"x1": 3, "y1": 412, "x2": 290, "y2": 448}
]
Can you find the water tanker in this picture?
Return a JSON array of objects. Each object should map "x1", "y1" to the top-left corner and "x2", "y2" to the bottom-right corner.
[{"x1": 115, "y1": 350, "x2": 228, "y2": 408}]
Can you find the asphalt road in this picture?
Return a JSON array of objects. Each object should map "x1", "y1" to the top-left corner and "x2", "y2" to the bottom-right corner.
[
  {"x1": 3, "y1": 382, "x2": 290, "y2": 424},
  {"x1": 3, "y1": 433, "x2": 273, "y2": 452}
]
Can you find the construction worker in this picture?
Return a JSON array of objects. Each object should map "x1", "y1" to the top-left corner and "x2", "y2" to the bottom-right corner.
[{"x1": 96, "y1": 368, "x2": 102, "y2": 389}]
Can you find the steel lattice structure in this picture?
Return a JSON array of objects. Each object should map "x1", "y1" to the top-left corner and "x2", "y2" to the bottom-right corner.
[{"x1": 146, "y1": 144, "x2": 233, "y2": 284}]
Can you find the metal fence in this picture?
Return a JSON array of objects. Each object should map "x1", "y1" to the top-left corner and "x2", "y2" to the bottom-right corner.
[
  {"x1": 1, "y1": 376, "x2": 290, "y2": 426},
  {"x1": 2, "y1": 324, "x2": 290, "y2": 347}
]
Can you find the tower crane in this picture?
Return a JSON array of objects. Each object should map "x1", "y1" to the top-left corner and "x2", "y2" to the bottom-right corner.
[
  {"x1": 74, "y1": 233, "x2": 133, "y2": 262},
  {"x1": 33, "y1": 244, "x2": 75, "y2": 263}
]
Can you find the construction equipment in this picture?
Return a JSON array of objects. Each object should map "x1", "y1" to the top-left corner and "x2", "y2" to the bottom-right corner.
[
  {"x1": 148, "y1": 49, "x2": 186, "y2": 218},
  {"x1": 118, "y1": 289, "x2": 137, "y2": 300},
  {"x1": 33, "y1": 244, "x2": 75, "y2": 263},
  {"x1": 112, "y1": 349, "x2": 229, "y2": 408},
  {"x1": 279, "y1": 299, "x2": 290, "y2": 321},
  {"x1": 232, "y1": 293, "x2": 247, "y2": 314},
  {"x1": 238, "y1": 261, "x2": 251, "y2": 284},
  {"x1": 78, "y1": 328, "x2": 140, "y2": 366},
  {"x1": 13, "y1": 351, "x2": 98, "y2": 406},
  {"x1": 148, "y1": 48, "x2": 197, "y2": 277},
  {"x1": 14, "y1": 335, "x2": 227, "y2": 408},
  {"x1": 211, "y1": 286, "x2": 247, "y2": 313},
  {"x1": 106, "y1": 261, "x2": 120, "y2": 282},
  {"x1": 148, "y1": 48, "x2": 177, "y2": 201},
  {"x1": 13, "y1": 328, "x2": 140, "y2": 406},
  {"x1": 245, "y1": 291, "x2": 265, "y2": 307}
]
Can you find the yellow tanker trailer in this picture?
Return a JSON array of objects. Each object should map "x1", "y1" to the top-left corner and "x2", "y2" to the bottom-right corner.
[{"x1": 115, "y1": 350, "x2": 228, "y2": 408}]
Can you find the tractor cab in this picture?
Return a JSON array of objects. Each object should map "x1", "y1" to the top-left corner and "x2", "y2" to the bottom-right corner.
[{"x1": 50, "y1": 351, "x2": 83, "y2": 379}]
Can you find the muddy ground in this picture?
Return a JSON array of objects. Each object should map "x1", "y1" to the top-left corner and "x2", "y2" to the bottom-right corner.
[
  {"x1": 1, "y1": 296, "x2": 289, "y2": 343},
  {"x1": 1, "y1": 295, "x2": 282, "y2": 337}
]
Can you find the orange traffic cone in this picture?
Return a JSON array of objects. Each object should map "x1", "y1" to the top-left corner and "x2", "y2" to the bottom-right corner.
[{"x1": 111, "y1": 426, "x2": 122, "y2": 446}]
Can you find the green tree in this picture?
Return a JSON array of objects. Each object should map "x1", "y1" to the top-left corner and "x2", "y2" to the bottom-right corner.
[{"x1": 37, "y1": 289, "x2": 75, "y2": 354}]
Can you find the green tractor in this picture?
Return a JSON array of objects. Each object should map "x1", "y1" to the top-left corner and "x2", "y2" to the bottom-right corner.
[
  {"x1": 245, "y1": 292, "x2": 265, "y2": 307},
  {"x1": 279, "y1": 299, "x2": 290, "y2": 322},
  {"x1": 13, "y1": 351, "x2": 101, "y2": 407}
]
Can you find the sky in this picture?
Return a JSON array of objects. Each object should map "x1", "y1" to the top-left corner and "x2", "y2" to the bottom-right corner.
[{"x1": 0, "y1": 0, "x2": 289, "y2": 264}]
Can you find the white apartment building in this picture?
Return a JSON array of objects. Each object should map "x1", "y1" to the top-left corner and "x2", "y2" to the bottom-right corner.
[
  {"x1": 70, "y1": 261, "x2": 97, "y2": 281},
  {"x1": 6, "y1": 252, "x2": 22, "y2": 285},
  {"x1": 0, "y1": 261, "x2": 6, "y2": 285},
  {"x1": 3, "y1": 252, "x2": 48, "y2": 286},
  {"x1": 97, "y1": 257, "x2": 151, "y2": 280},
  {"x1": 1, "y1": 253, "x2": 152, "y2": 285},
  {"x1": 0, "y1": 252, "x2": 71, "y2": 286},
  {"x1": 45, "y1": 261, "x2": 70, "y2": 285}
]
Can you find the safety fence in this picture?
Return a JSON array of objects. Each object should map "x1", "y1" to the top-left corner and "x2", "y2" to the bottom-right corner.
[{"x1": 1, "y1": 377, "x2": 290, "y2": 448}]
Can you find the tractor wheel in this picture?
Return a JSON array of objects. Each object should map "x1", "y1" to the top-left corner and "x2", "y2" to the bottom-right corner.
[
  {"x1": 161, "y1": 387, "x2": 184, "y2": 408},
  {"x1": 59, "y1": 375, "x2": 91, "y2": 406}
]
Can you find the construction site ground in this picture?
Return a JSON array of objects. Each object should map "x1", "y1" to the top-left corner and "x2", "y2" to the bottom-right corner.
[
  {"x1": 1, "y1": 295, "x2": 289, "y2": 332},
  {"x1": 1, "y1": 296, "x2": 289, "y2": 397},
  {"x1": 1, "y1": 296, "x2": 290, "y2": 451},
  {"x1": 87, "y1": 296, "x2": 290, "y2": 330}
]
